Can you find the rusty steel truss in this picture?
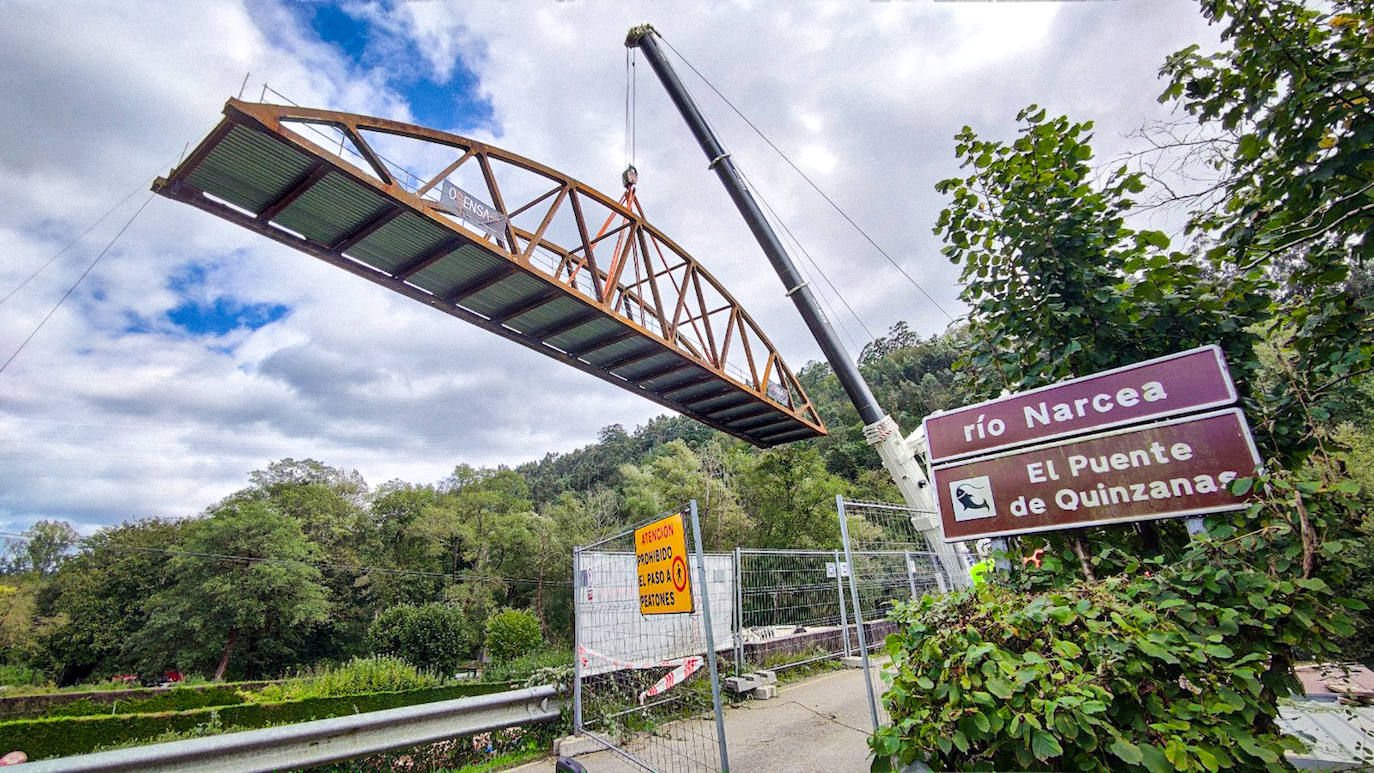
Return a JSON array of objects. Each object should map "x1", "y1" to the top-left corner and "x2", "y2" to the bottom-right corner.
[{"x1": 154, "y1": 100, "x2": 824, "y2": 446}]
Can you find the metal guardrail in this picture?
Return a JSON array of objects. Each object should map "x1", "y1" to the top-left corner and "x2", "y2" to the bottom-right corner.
[{"x1": 16, "y1": 684, "x2": 562, "y2": 773}]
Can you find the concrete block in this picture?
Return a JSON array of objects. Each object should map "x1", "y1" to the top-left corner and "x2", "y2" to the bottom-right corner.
[
  {"x1": 753, "y1": 670, "x2": 778, "y2": 686},
  {"x1": 841, "y1": 656, "x2": 866, "y2": 669},
  {"x1": 725, "y1": 675, "x2": 760, "y2": 693},
  {"x1": 553, "y1": 735, "x2": 602, "y2": 757},
  {"x1": 750, "y1": 684, "x2": 778, "y2": 700}
]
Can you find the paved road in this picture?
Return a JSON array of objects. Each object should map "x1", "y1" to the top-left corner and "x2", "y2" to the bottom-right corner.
[{"x1": 510, "y1": 665, "x2": 883, "y2": 772}]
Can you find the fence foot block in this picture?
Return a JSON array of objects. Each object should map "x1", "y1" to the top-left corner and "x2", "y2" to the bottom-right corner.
[
  {"x1": 554, "y1": 735, "x2": 602, "y2": 757},
  {"x1": 841, "y1": 656, "x2": 865, "y2": 669},
  {"x1": 750, "y1": 685, "x2": 778, "y2": 700},
  {"x1": 725, "y1": 675, "x2": 760, "y2": 693},
  {"x1": 753, "y1": 670, "x2": 778, "y2": 686}
]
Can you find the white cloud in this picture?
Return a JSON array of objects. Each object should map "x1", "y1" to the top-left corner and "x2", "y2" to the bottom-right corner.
[{"x1": 0, "y1": 0, "x2": 1219, "y2": 532}]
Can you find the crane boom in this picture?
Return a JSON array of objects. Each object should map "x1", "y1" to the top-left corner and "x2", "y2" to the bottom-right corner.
[{"x1": 626, "y1": 25, "x2": 964, "y2": 578}]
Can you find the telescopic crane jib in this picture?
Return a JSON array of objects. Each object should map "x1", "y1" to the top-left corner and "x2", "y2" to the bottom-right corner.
[{"x1": 625, "y1": 24, "x2": 966, "y2": 580}]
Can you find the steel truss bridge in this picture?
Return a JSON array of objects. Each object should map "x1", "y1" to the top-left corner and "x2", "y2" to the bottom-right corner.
[{"x1": 154, "y1": 100, "x2": 824, "y2": 447}]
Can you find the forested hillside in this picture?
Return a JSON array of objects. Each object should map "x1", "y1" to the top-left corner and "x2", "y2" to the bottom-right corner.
[
  {"x1": 7, "y1": 299, "x2": 1367, "y2": 688},
  {"x1": 0, "y1": 323, "x2": 978, "y2": 686}
]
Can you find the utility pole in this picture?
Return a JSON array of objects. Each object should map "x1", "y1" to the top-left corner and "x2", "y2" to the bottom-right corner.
[{"x1": 626, "y1": 25, "x2": 964, "y2": 581}]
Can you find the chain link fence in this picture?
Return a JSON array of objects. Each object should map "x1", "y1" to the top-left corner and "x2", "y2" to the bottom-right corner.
[{"x1": 573, "y1": 502, "x2": 730, "y2": 773}]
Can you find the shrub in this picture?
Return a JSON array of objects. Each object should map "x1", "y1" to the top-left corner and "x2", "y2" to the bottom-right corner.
[
  {"x1": 869, "y1": 534, "x2": 1343, "y2": 773},
  {"x1": 0, "y1": 664, "x2": 48, "y2": 689},
  {"x1": 484, "y1": 609, "x2": 541, "y2": 664},
  {"x1": 0, "y1": 681, "x2": 516, "y2": 760},
  {"x1": 366, "y1": 603, "x2": 477, "y2": 675},
  {"x1": 41, "y1": 687, "x2": 245, "y2": 718}
]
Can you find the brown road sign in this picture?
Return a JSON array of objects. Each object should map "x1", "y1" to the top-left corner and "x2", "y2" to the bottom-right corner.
[
  {"x1": 932, "y1": 408, "x2": 1260, "y2": 542},
  {"x1": 923, "y1": 346, "x2": 1236, "y2": 464}
]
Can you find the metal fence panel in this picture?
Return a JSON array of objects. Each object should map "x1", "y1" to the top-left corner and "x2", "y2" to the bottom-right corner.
[
  {"x1": 733, "y1": 548, "x2": 853, "y2": 674},
  {"x1": 837, "y1": 497, "x2": 967, "y2": 730},
  {"x1": 573, "y1": 501, "x2": 729, "y2": 773}
]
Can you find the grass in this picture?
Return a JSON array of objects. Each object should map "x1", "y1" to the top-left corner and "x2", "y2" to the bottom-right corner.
[
  {"x1": 438, "y1": 746, "x2": 547, "y2": 772},
  {"x1": 0, "y1": 672, "x2": 221, "y2": 698},
  {"x1": 0, "y1": 664, "x2": 50, "y2": 691},
  {"x1": 243, "y1": 656, "x2": 444, "y2": 703},
  {"x1": 480, "y1": 647, "x2": 571, "y2": 686},
  {"x1": 741, "y1": 645, "x2": 849, "y2": 687},
  {"x1": 303, "y1": 723, "x2": 559, "y2": 772}
]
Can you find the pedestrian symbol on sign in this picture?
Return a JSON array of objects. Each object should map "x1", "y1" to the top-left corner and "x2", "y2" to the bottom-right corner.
[{"x1": 672, "y1": 555, "x2": 688, "y2": 592}]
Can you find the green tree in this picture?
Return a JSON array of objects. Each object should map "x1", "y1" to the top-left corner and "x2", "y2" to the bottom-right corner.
[
  {"x1": 533, "y1": 491, "x2": 612, "y2": 638},
  {"x1": 935, "y1": 105, "x2": 1265, "y2": 563},
  {"x1": 366, "y1": 603, "x2": 477, "y2": 674},
  {"x1": 238, "y1": 458, "x2": 370, "y2": 560},
  {"x1": 798, "y1": 324, "x2": 979, "y2": 485},
  {"x1": 36, "y1": 518, "x2": 183, "y2": 684},
  {"x1": 484, "y1": 608, "x2": 542, "y2": 663},
  {"x1": 736, "y1": 444, "x2": 847, "y2": 549},
  {"x1": 12, "y1": 520, "x2": 79, "y2": 576},
  {"x1": 619, "y1": 440, "x2": 752, "y2": 551},
  {"x1": 225, "y1": 459, "x2": 374, "y2": 665},
  {"x1": 0, "y1": 579, "x2": 42, "y2": 667},
  {"x1": 133, "y1": 500, "x2": 330, "y2": 681},
  {"x1": 874, "y1": 0, "x2": 1374, "y2": 767},
  {"x1": 410, "y1": 466, "x2": 541, "y2": 626},
  {"x1": 935, "y1": 107, "x2": 1259, "y2": 401},
  {"x1": 364, "y1": 480, "x2": 446, "y2": 610},
  {"x1": 1160, "y1": 0, "x2": 1373, "y2": 464}
]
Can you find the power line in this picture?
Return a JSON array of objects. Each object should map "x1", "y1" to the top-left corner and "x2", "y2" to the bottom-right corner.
[
  {"x1": 644, "y1": 39, "x2": 876, "y2": 355},
  {"x1": 0, "y1": 184, "x2": 144, "y2": 307},
  {"x1": 656, "y1": 35, "x2": 957, "y2": 324},
  {"x1": 0, "y1": 192, "x2": 157, "y2": 376}
]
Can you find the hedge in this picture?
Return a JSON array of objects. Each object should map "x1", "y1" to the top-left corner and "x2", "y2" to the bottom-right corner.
[
  {"x1": 0, "y1": 681, "x2": 276, "y2": 720},
  {"x1": 0, "y1": 682, "x2": 516, "y2": 761}
]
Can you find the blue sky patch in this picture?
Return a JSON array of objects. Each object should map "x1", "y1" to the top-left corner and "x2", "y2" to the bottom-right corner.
[
  {"x1": 166, "y1": 297, "x2": 289, "y2": 336},
  {"x1": 146, "y1": 263, "x2": 291, "y2": 337},
  {"x1": 302, "y1": 2, "x2": 495, "y2": 133}
]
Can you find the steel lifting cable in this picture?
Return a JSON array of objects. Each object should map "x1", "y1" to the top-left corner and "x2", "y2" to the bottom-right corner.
[
  {"x1": 656, "y1": 34, "x2": 958, "y2": 325},
  {"x1": 629, "y1": 48, "x2": 637, "y2": 169},
  {"x1": 649, "y1": 37, "x2": 881, "y2": 354},
  {"x1": 631, "y1": 48, "x2": 638, "y2": 167},
  {"x1": 0, "y1": 191, "x2": 157, "y2": 376},
  {"x1": 735, "y1": 164, "x2": 871, "y2": 354}
]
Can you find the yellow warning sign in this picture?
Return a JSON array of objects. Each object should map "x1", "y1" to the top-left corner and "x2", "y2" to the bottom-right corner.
[{"x1": 635, "y1": 510, "x2": 694, "y2": 615}]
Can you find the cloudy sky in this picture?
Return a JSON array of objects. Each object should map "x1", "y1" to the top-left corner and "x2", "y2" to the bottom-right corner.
[{"x1": 0, "y1": 0, "x2": 1220, "y2": 533}]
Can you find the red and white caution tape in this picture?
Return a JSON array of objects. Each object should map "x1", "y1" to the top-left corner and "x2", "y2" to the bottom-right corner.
[
  {"x1": 578, "y1": 645, "x2": 679, "y2": 671},
  {"x1": 576, "y1": 646, "x2": 705, "y2": 704},
  {"x1": 638, "y1": 656, "x2": 704, "y2": 705}
]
